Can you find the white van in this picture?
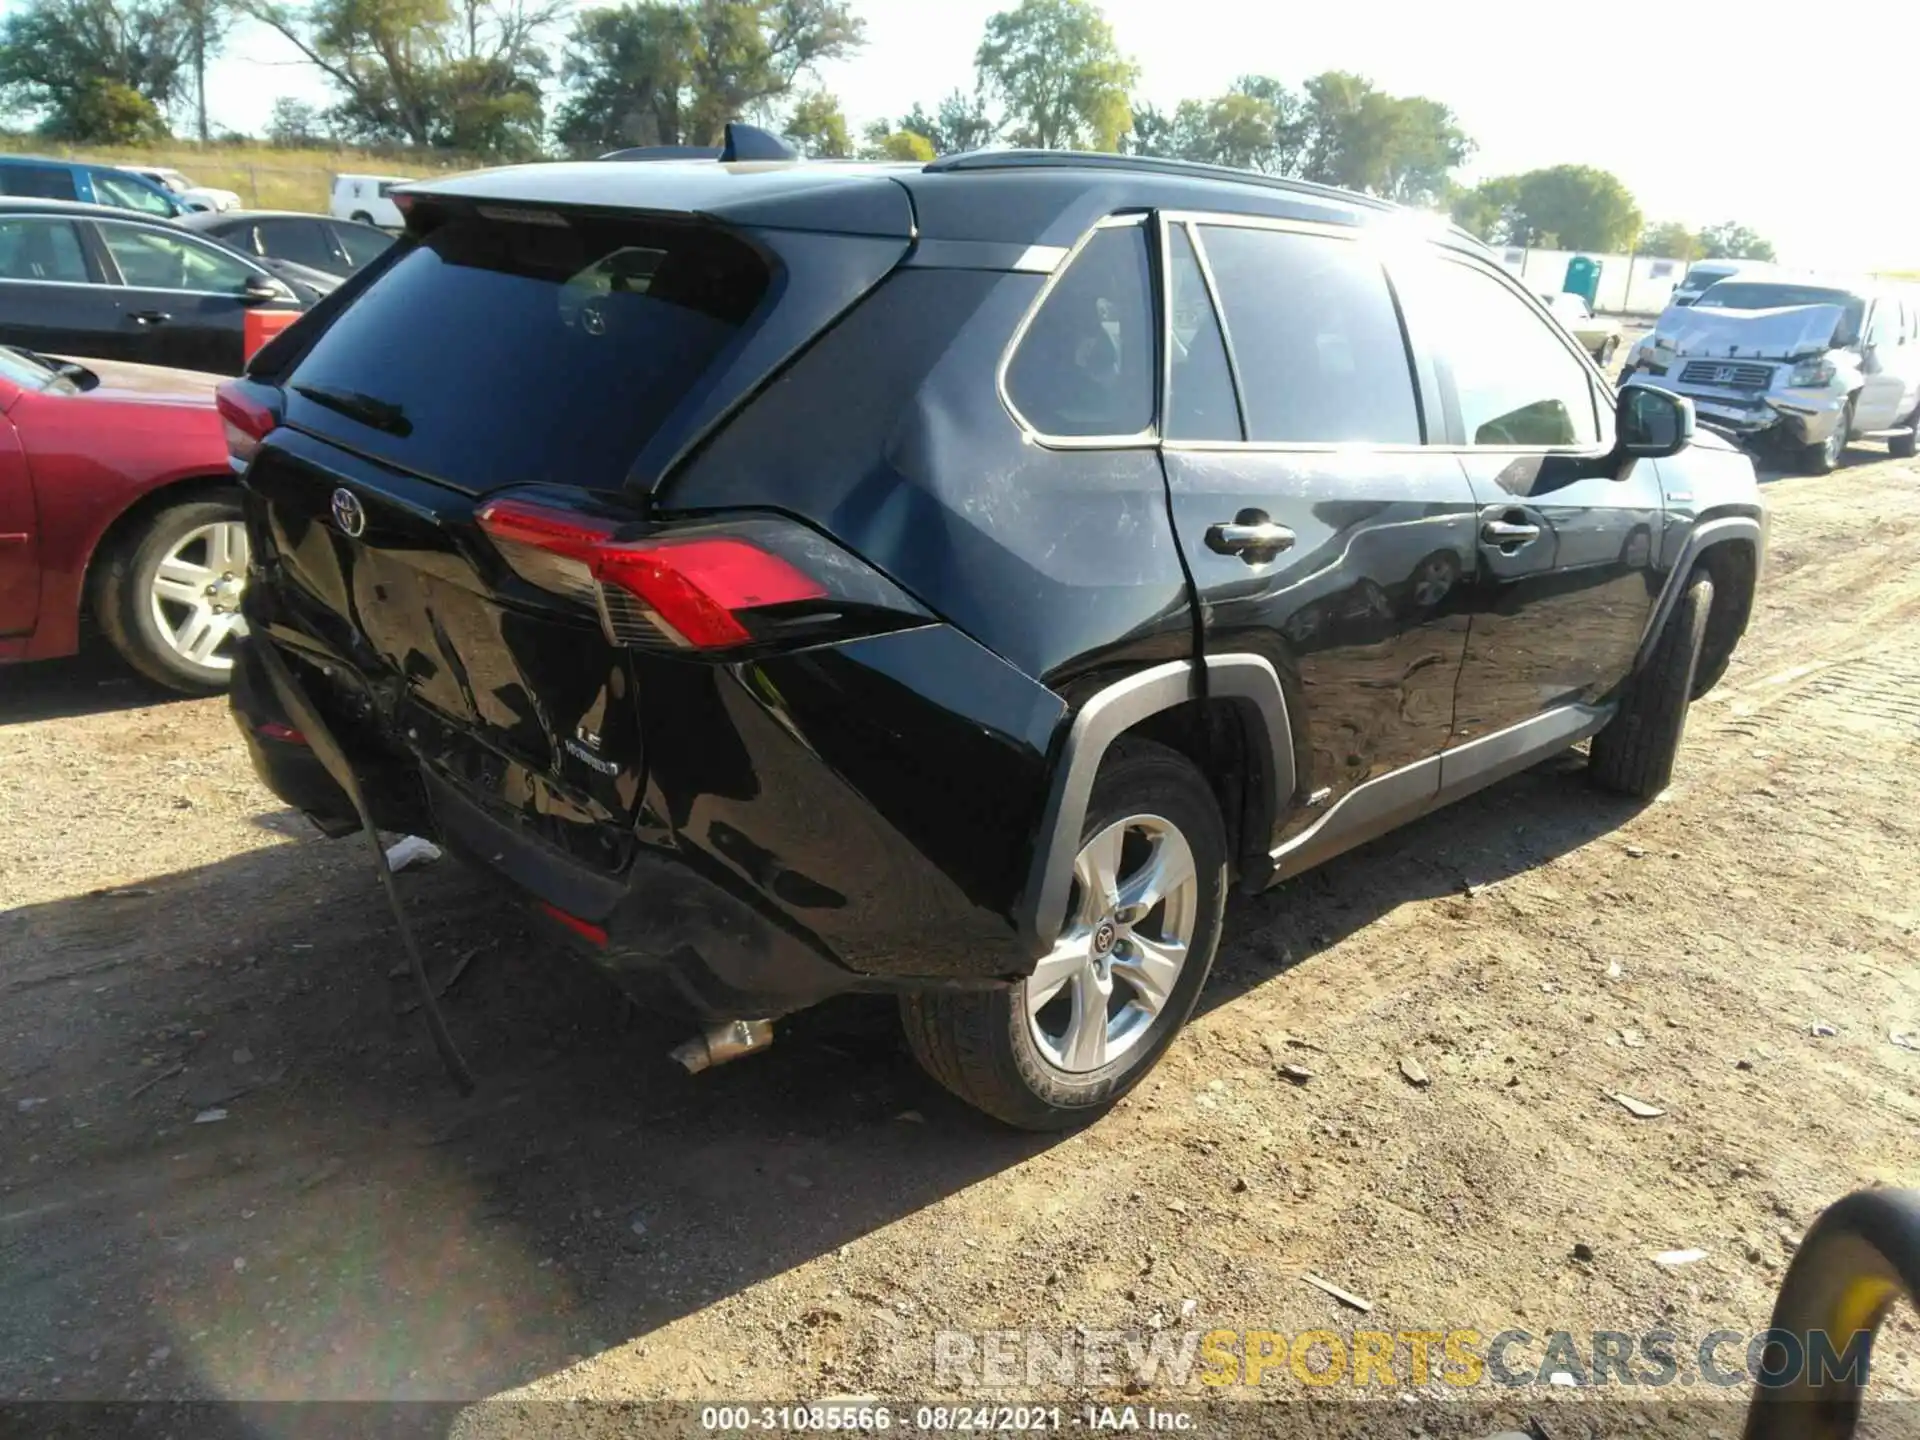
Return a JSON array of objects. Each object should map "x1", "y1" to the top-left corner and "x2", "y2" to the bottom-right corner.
[{"x1": 329, "y1": 174, "x2": 412, "y2": 229}]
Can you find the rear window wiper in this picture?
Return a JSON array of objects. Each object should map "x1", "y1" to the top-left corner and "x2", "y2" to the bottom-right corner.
[{"x1": 293, "y1": 383, "x2": 412, "y2": 437}]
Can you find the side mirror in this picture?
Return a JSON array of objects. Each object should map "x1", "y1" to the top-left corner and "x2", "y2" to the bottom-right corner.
[
  {"x1": 1618, "y1": 384, "x2": 1694, "y2": 459},
  {"x1": 240, "y1": 275, "x2": 283, "y2": 305}
]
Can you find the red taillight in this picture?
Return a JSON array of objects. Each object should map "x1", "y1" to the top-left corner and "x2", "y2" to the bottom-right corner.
[
  {"x1": 593, "y1": 540, "x2": 825, "y2": 648},
  {"x1": 475, "y1": 498, "x2": 824, "y2": 650},
  {"x1": 215, "y1": 380, "x2": 276, "y2": 468}
]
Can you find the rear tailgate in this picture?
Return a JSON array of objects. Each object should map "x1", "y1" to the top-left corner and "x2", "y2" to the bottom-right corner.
[{"x1": 245, "y1": 193, "x2": 908, "y2": 866}]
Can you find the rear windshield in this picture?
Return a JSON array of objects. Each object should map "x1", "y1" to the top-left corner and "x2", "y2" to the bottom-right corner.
[{"x1": 282, "y1": 210, "x2": 768, "y2": 492}]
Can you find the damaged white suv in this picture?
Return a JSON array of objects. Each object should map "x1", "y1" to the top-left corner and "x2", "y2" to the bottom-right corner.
[{"x1": 1622, "y1": 279, "x2": 1920, "y2": 473}]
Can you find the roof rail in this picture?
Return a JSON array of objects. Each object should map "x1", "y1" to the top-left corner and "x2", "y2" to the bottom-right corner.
[
  {"x1": 600, "y1": 122, "x2": 798, "y2": 165},
  {"x1": 922, "y1": 148, "x2": 1399, "y2": 214}
]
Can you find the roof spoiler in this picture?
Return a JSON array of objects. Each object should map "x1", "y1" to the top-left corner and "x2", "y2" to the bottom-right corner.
[{"x1": 600, "y1": 122, "x2": 798, "y2": 165}]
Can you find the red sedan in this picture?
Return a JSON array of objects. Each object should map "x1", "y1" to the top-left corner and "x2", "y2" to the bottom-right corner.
[{"x1": 0, "y1": 345, "x2": 247, "y2": 692}]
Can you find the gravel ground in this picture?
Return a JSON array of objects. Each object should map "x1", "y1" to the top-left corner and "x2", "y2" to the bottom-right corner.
[{"x1": 4, "y1": 450, "x2": 1920, "y2": 1433}]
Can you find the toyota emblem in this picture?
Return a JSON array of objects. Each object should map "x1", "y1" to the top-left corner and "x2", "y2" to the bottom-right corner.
[{"x1": 330, "y1": 487, "x2": 367, "y2": 538}]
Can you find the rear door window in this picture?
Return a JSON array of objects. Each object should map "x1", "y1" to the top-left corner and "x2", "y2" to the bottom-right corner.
[
  {"x1": 1004, "y1": 221, "x2": 1156, "y2": 439},
  {"x1": 0, "y1": 164, "x2": 79, "y2": 201},
  {"x1": 332, "y1": 222, "x2": 392, "y2": 269},
  {"x1": 254, "y1": 217, "x2": 336, "y2": 271},
  {"x1": 0, "y1": 217, "x2": 91, "y2": 283},
  {"x1": 1198, "y1": 224, "x2": 1420, "y2": 445},
  {"x1": 282, "y1": 211, "x2": 769, "y2": 493},
  {"x1": 1164, "y1": 223, "x2": 1239, "y2": 441}
]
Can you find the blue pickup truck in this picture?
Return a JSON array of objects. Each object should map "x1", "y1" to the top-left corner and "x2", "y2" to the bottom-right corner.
[{"x1": 0, "y1": 155, "x2": 195, "y2": 218}]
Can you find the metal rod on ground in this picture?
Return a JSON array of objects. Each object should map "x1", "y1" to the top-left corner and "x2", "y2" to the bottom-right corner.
[{"x1": 253, "y1": 639, "x2": 475, "y2": 1094}]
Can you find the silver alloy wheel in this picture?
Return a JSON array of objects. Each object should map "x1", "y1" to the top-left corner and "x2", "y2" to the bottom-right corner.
[
  {"x1": 1410, "y1": 554, "x2": 1456, "y2": 609},
  {"x1": 1824, "y1": 416, "x2": 1848, "y2": 468},
  {"x1": 149, "y1": 520, "x2": 250, "y2": 672},
  {"x1": 1026, "y1": 813, "x2": 1198, "y2": 1074}
]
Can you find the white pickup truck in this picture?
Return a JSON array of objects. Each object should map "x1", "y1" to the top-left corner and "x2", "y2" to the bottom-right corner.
[{"x1": 1623, "y1": 278, "x2": 1920, "y2": 473}]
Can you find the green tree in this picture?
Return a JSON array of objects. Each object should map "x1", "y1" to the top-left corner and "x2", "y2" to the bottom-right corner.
[
  {"x1": 242, "y1": 0, "x2": 562, "y2": 158},
  {"x1": 553, "y1": 0, "x2": 863, "y2": 155},
  {"x1": 1696, "y1": 221, "x2": 1776, "y2": 262},
  {"x1": 1294, "y1": 71, "x2": 1469, "y2": 204},
  {"x1": 891, "y1": 88, "x2": 995, "y2": 154},
  {"x1": 1639, "y1": 220, "x2": 1696, "y2": 259},
  {"x1": 1447, "y1": 177, "x2": 1513, "y2": 243},
  {"x1": 1462, "y1": 164, "x2": 1642, "y2": 251},
  {"x1": 783, "y1": 87, "x2": 848, "y2": 156},
  {"x1": 265, "y1": 94, "x2": 327, "y2": 146},
  {"x1": 0, "y1": 0, "x2": 192, "y2": 141},
  {"x1": 975, "y1": 0, "x2": 1136, "y2": 151},
  {"x1": 858, "y1": 121, "x2": 934, "y2": 162}
]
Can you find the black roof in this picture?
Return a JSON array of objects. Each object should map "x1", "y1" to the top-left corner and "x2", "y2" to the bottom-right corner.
[{"x1": 402, "y1": 149, "x2": 1485, "y2": 255}]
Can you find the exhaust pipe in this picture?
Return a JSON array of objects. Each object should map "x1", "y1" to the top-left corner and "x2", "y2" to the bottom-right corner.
[{"x1": 670, "y1": 1018, "x2": 774, "y2": 1074}]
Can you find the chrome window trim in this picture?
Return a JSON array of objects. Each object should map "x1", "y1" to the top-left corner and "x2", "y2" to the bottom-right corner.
[{"x1": 995, "y1": 211, "x2": 1160, "y2": 451}]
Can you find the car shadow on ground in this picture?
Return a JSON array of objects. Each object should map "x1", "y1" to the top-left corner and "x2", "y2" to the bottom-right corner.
[
  {"x1": 1200, "y1": 748, "x2": 1640, "y2": 1015},
  {"x1": 0, "y1": 644, "x2": 187, "y2": 726},
  {"x1": 0, "y1": 748, "x2": 1640, "y2": 1406}
]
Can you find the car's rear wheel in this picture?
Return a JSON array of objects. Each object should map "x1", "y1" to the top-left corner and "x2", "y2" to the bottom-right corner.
[
  {"x1": 350, "y1": 210, "x2": 375, "y2": 225},
  {"x1": 900, "y1": 740, "x2": 1227, "y2": 1130},
  {"x1": 94, "y1": 492, "x2": 250, "y2": 694},
  {"x1": 1598, "y1": 336, "x2": 1618, "y2": 366},
  {"x1": 1589, "y1": 567, "x2": 1712, "y2": 799},
  {"x1": 1797, "y1": 397, "x2": 1854, "y2": 475}
]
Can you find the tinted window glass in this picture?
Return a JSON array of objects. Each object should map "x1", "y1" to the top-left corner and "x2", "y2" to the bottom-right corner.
[
  {"x1": 1199, "y1": 225, "x2": 1419, "y2": 445},
  {"x1": 1421, "y1": 260, "x2": 1598, "y2": 447},
  {"x1": 1697, "y1": 282, "x2": 1853, "y2": 311},
  {"x1": 285, "y1": 213, "x2": 768, "y2": 493},
  {"x1": 1006, "y1": 223, "x2": 1155, "y2": 437},
  {"x1": 333, "y1": 222, "x2": 392, "y2": 269},
  {"x1": 99, "y1": 224, "x2": 256, "y2": 292},
  {"x1": 0, "y1": 163, "x2": 78, "y2": 200},
  {"x1": 91, "y1": 171, "x2": 176, "y2": 217},
  {"x1": 1166, "y1": 225, "x2": 1239, "y2": 441},
  {"x1": 255, "y1": 218, "x2": 334, "y2": 271},
  {"x1": 0, "y1": 217, "x2": 90, "y2": 283}
]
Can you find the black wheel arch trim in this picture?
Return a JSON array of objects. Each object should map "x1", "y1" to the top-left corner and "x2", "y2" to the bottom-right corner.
[
  {"x1": 1631, "y1": 513, "x2": 1764, "y2": 677},
  {"x1": 1015, "y1": 654, "x2": 1293, "y2": 956}
]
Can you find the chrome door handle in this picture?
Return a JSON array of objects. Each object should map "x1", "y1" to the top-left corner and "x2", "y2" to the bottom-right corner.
[
  {"x1": 1481, "y1": 519, "x2": 1540, "y2": 544},
  {"x1": 129, "y1": 310, "x2": 172, "y2": 326},
  {"x1": 1206, "y1": 520, "x2": 1296, "y2": 557}
]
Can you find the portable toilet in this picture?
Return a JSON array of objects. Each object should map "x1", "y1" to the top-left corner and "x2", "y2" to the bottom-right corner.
[{"x1": 1564, "y1": 255, "x2": 1602, "y2": 308}]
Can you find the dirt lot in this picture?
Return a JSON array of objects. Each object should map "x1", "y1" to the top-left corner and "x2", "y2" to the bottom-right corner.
[{"x1": 4, "y1": 451, "x2": 1920, "y2": 1427}]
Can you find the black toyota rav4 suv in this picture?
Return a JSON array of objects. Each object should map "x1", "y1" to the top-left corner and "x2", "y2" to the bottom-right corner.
[{"x1": 222, "y1": 145, "x2": 1764, "y2": 1129}]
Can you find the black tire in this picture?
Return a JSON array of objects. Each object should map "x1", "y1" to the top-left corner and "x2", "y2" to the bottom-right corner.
[
  {"x1": 93, "y1": 491, "x2": 247, "y2": 694},
  {"x1": 1598, "y1": 336, "x2": 1618, "y2": 367},
  {"x1": 900, "y1": 740, "x2": 1228, "y2": 1130},
  {"x1": 1890, "y1": 402, "x2": 1919, "y2": 459},
  {"x1": 350, "y1": 210, "x2": 375, "y2": 225},
  {"x1": 1589, "y1": 569, "x2": 1713, "y2": 799},
  {"x1": 1797, "y1": 397, "x2": 1854, "y2": 475}
]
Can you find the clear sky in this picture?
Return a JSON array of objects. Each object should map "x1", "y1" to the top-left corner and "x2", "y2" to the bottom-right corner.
[{"x1": 194, "y1": 0, "x2": 1920, "y2": 270}]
